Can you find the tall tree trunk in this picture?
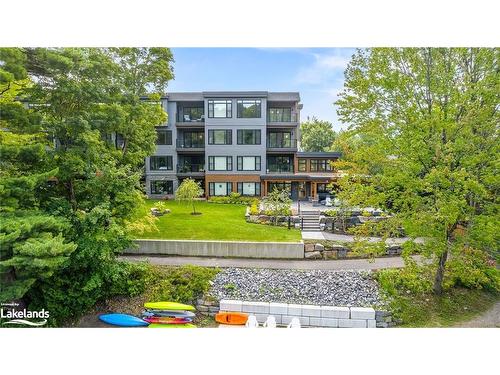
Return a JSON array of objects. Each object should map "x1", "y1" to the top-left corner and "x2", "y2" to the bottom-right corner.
[
  {"x1": 433, "y1": 248, "x2": 448, "y2": 294},
  {"x1": 67, "y1": 180, "x2": 77, "y2": 211}
]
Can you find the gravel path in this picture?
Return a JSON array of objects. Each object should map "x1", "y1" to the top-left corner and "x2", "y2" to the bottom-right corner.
[
  {"x1": 455, "y1": 301, "x2": 500, "y2": 328},
  {"x1": 208, "y1": 268, "x2": 384, "y2": 307},
  {"x1": 121, "y1": 255, "x2": 417, "y2": 270}
]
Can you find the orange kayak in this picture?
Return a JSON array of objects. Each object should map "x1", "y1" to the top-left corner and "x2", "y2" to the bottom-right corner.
[{"x1": 215, "y1": 312, "x2": 249, "y2": 325}]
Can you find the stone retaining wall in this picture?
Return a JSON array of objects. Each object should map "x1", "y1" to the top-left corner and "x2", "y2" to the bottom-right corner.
[{"x1": 126, "y1": 239, "x2": 304, "y2": 259}]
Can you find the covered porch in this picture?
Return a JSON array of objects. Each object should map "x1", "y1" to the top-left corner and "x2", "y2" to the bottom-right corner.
[{"x1": 261, "y1": 175, "x2": 336, "y2": 201}]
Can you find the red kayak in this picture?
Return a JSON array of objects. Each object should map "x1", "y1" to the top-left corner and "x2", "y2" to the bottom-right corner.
[{"x1": 143, "y1": 316, "x2": 192, "y2": 325}]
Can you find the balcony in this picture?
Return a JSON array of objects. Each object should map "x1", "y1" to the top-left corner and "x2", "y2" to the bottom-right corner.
[
  {"x1": 266, "y1": 138, "x2": 298, "y2": 153},
  {"x1": 267, "y1": 110, "x2": 298, "y2": 126},
  {"x1": 176, "y1": 164, "x2": 205, "y2": 177},
  {"x1": 175, "y1": 111, "x2": 205, "y2": 127},
  {"x1": 176, "y1": 139, "x2": 205, "y2": 153}
]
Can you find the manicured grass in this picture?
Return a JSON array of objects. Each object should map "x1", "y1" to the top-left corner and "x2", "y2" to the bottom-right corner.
[
  {"x1": 385, "y1": 288, "x2": 498, "y2": 327},
  {"x1": 133, "y1": 200, "x2": 301, "y2": 242}
]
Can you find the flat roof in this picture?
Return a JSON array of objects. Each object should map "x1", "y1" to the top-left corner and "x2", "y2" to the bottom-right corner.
[
  {"x1": 165, "y1": 91, "x2": 300, "y2": 102},
  {"x1": 297, "y1": 152, "x2": 342, "y2": 158}
]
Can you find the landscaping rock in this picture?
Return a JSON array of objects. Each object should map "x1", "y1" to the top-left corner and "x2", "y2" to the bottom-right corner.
[
  {"x1": 314, "y1": 243, "x2": 325, "y2": 252},
  {"x1": 337, "y1": 248, "x2": 348, "y2": 258},
  {"x1": 304, "y1": 243, "x2": 315, "y2": 252},
  {"x1": 305, "y1": 251, "x2": 322, "y2": 259},
  {"x1": 322, "y1": 250, "x2": 335, "y2": 259},
  {"x1": 208, "y1": 268, "x2": 383, "y2": 307}
]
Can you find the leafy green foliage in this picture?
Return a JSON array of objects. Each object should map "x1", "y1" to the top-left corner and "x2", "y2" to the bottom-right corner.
[
  {"x1": 175, "y1": 178, "x2": 204, "y2": 214},
  {"x1": 146, "y1": 265, "x2": 219, "y2": 305},
  {"x1": 208, "y1": 193, "x2": 258, "y2": 205},
  {"x1": 0, "y1": 48, "x2": 174, "y2": 324},
  {"x1": 335, "y1": 48, "x2": 499, "y2": 294},
  {"x1": 262, "y1": 187, "x2": 292, "y2": 225},
  {"x1": 300, "y1": 117, "x2": 337, "y2": 152}
]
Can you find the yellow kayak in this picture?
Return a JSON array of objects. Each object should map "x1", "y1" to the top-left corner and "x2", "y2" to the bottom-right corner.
[
  {"x1": 148, "y1": 323, "x2": 196, "y2": 328},
  {"x1": 144, "y1": 301, "x2": 196, "y2": 311}
]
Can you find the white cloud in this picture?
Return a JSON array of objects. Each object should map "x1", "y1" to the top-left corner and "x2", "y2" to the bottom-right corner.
[{"x1": 295, "y1": 51, "x2": 352, "y2": 85}]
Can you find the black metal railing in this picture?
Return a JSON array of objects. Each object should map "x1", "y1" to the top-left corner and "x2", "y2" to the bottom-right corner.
[
  {"x1": 266, "y1": 139, "x2": 298, "y2": 148},
  {"x1": 176, "y1": 164, "x2": 205, "y2": 173},
  {"x1": 176, "y1": 139, "x2": 205, "y2": 148}
]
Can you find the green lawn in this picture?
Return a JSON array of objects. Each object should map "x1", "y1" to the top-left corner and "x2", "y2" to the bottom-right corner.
[
  {"x1": 133, "y1": 200, "x2": 301, "y2": 242},
  {"x1": 386, "y1": 288, "x2": 498, "y2": 327}
]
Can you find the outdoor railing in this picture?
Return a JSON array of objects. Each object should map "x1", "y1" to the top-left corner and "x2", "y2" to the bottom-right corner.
[
  {"x1": 266, "y1": 139, "x2": 298, "y2": 148},
  {"x1": 176, "y1": 164, "x2": 205, "y2": 173},
  {"x1": 176, "y1": 139, "x2": 205, "y2": 148}
]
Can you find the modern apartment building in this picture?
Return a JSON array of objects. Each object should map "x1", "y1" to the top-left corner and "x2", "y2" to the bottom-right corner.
[{"x1": 145, "y1": 91, "x2": 341, "y2": 201}]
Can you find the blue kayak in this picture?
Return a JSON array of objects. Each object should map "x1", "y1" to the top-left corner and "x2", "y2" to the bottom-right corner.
[{"x1": 99, "y1": 313, "x2": 149, "y2": 327}]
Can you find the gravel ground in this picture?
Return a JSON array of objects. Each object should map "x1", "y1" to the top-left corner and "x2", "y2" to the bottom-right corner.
[{"x1": 208, "y1": 268, "x2": 384, "y2": 307}]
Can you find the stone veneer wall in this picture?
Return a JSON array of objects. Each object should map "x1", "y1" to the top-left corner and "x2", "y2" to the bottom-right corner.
[{"x1": 196, "y1": 298, "x2": 395, "y2": 328}]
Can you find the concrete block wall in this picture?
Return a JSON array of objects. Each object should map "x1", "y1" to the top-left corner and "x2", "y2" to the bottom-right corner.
[
  {"x1": 126, "y1": 239, "x2": 304, "y2": 259},
  {"x1": 219, "y1": 300, "x2": 377, "y2": 328}
]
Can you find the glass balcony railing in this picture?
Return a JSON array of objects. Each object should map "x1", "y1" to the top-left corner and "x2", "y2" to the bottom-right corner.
[
  {"x1": 266, "y1": 165, "x2": 294, "y2": 173},
  {"x1": 177, "y1": 164, "x2": 205, "y2": 173},
  {"x1": 267, "y1": 110, "x2": 298, "y2": 123},
  {"x1": 176, "y1": 139, "x2": 205, "y2": 149},
  {"x1": 266, "y1": 139, "x2": 298, "y2": 148}
]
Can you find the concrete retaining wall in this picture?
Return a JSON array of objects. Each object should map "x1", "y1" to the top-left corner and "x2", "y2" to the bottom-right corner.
[
  {"x1": 219, "y1": 299, "x2": 378, "y2": 328},
  {"x1": 126, "y1": 239, "x2": 304, "y2": 259}
]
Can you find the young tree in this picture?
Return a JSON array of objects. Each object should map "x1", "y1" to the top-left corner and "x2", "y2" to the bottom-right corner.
[
  {"x1": 300, "y1": 117, "x2": 337, "y2": 152},
  {"x1": 263, "y1": 187, "x2": 292, "y2": 225},
  {"x1": 176, "y1": 178, "x2": 204, "y2": 215},
  {"x1": 335, "y1": 48, "x2": 499, "y2": 294}
]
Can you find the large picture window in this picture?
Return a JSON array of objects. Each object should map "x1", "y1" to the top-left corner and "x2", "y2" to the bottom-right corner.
[
  {"x1": 268, "y1": 108, "x2": 292, "y2": 122},
  {"x1": 150, "y1": 180, "x2": 173, "y2": 194},
  {"x1": 237, "y1": 129, "x2": 261, "y2": 145},
  {"x1": 267, "y1": 132, "x2": 292, "y2": 148},
  {"x1": 267, "y1": 155, "x2": 293, "y2": 173},
  {"x1": 237, "y1": 99, "x2": 261, "y2": 118},
  {"x1": 208, "y1": 100, "x2": 232, "y2": 118},
  {"x1": 156, "y1": 128, "x2": 172, "y2": 145},
  {"x1": 208, "y1": 129, "x2": 232, "y2": 145},
  {"x1": 150, "y1": 156, "x2": 173, "y2": 170},
  {"x1": 209, "y1": 182, "x2": 232, "y2": 196},
  {"x1": 237, "y1": 182, "x2": 261, "y2": 196},
  {"x1": 208, "y1": 156, "x2": 232, "y2": 171},
  {"x1": 237, "y1": 156, "x2": 261, "y2": 171}
]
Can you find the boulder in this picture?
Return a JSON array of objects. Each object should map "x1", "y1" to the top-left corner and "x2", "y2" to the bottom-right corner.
[
  {"x1": 305, "y1": 251, "x2": 322, "y2": 259},
  {"x1": 337, "y1": 248, "x2": 348, "y2": 258},
  {"x1": 323, "y1": 250, "x2": 336, "y2": 259},
  {"x1": 304, "y1": 243, "x2": 315, "y2": 252},
  {"x1": 314, "y1": 243, "x2": 325, "y2": 251}
]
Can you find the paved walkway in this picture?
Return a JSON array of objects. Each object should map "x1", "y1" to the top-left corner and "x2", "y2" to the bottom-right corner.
[
  {"x1": 120, "y1": 255, "x2": 416, "y2": 270},
  {"x1": 301, "y1": 231, "x2": 424, "y2": 244}
]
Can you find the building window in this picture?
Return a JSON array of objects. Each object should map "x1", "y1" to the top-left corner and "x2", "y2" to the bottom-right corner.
[
  {"x1": 268, "y1": 108, "x2": 292, "y2": 122},
  {"x1": 237, "y1": 99, "x2": 261, "y2": 118},
  {"x1": 179, "y1": 131, "x2": 204, "y2": 148},
  {"x1": 156, "y1": 128, "x2": 172, "y2": 145},
  {"x1": 317, "y1": 183, "x2": 330, "y2": 193},
  {"x1": 237, "y1": 182, "x2": 261, "y2": 196},
  {"x1": 298, "y1": 159, "x2": 307, "y2": 172},
  {"x1": 237, "y1": 156, "x2": 261, "y2": 171},
  {"x1": 208, "y1": 100, "x2": 232, "y2": 118},
  {"x1": 237, "y1": 129, "x2": 261, "y2": 145},
  {"x1": 208, "y1": 156, "x2": 232, "y2": 171},
  {"x1": 150, "y1": 156, "x2": 173, "y2": 171},
  {"x1": 267, "y1": 132, "x2": 293, "y2": 148},
  {"x1": 150, "y1": 180, "x2": 173, "y2": 195},
  {"x1": 267, "y1": 155, "x2": 293, "y2": 173},
  {"x1": 310, "y1": 159, "x2": 333, "y2": 172},
  {"x1": 181, "y1": 107, "x2": 204, "y2": 122},
  {"x1": 209, "y1": 182, "x2": 232, "y2": 196},
  {"x1": 208, "y1": 129, "x2": 232, "y2": 145}
]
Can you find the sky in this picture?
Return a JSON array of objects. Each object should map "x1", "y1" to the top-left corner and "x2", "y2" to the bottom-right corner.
[{"x1": 167, "y1": 48, "x2": 356, "y2": 132}]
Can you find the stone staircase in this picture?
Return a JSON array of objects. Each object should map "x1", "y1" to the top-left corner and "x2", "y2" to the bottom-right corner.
[{"x1": 300, "y1": 210, "x2": 321, "y2": 232}]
